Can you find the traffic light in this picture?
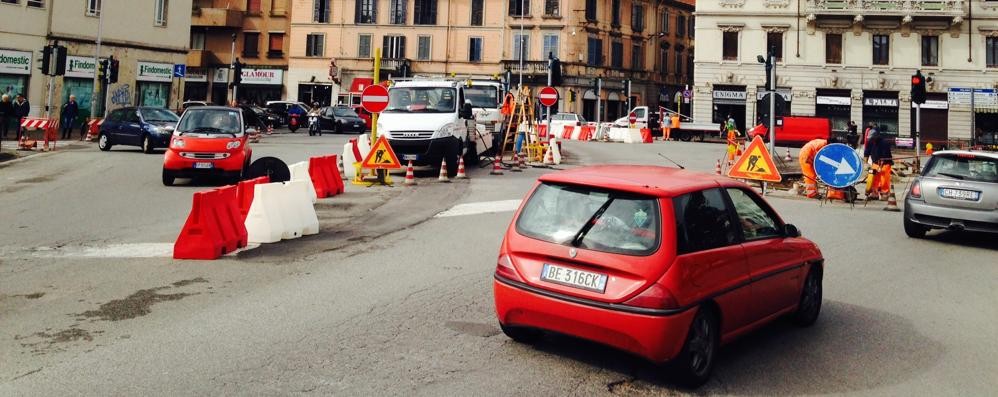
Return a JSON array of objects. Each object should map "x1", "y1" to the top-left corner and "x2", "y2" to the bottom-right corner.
[
  {"x1": 39, "y1": 45, "x2": 52, "y2": 75},
  {"x1": 108, "y1": 56, "x2": 119, "y2": 84},
  {"x1": 98, "y1": 58, "x2": 108, "y2": 82},
  {"x1": 911, "y1": 70, "x2": 926, "y2": 105},
  {"x1": 232, "y1": 59, "x2": 243, "y2": 85},
  {"x1": 52, "y1": 45, "x2": 67, "y2": 76},
  {"x1": 550, "y1": 58, "x2": 563, "y2": 86},
  {"x1": 593, "y1": 77, "x2": 602, "y2": 93},
  {"x1": 568, "y1": 90, "x2": 576, "y2": 102}
]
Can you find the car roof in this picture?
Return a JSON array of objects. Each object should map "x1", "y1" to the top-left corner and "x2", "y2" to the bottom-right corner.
[
  {"x1": 391, "y1": 81, "x2": 461, "y2": 88},
  {"x1": 538, "y1": 165, "x2": 741, "y2": 198},
  {"x1": 185, "y1": 106, "x2": 241, "y2": 111},
  {"x1": 934, "y1": 150, "x2": 998, "y2": 160}
]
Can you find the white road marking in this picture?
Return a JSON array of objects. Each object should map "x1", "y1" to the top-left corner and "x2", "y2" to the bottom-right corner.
[
  {"x1": 15, "y1": 243, "x2": 259, "y2": 259},
  {"x1": 434, "y1": 199, "x2": 522, "y2": 218}
]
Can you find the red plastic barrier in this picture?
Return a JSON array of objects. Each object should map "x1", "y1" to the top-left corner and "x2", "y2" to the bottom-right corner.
[
  {"x1": 236, "y1": 176, "x2": 269, "y2": 221},
  {"x1": 562, "y1": 125, "x2": 574, "y2": 139},
  {"x1": 640, "y1": 128, "x2": 653, "y2": 143},
  {"x1": 173, "y1": 185, "x2": 248, "y2": 260},
  {"x1": 308, "y1": 157, "x2": 332, "y2": 199},
  {"x1": 537, "y1": 124, "x2": 548, "y2": 139},
  {"x1": 349, "y1": 138, "x2": 362, "y2": 163},
  {"x1": 324, "y1": 154, "x2": 345, "y2": 195}
]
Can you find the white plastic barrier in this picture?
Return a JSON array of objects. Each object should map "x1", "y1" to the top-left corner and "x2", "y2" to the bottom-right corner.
[
  {"x1": 245, "y1": 181, "x2": 320, "y2": 244},
  {"x1": 342, "y1": 142, "x2": 358, "y2": 181},
  {"x1": 569, "y1": 127, "x2": 582, "y2": 141},
  {"x1": 357, "y1": 134, "x2": 371, "y2": 161},
  {"x1": 608, "y1": 127, "x2": 643, "y2": 143},
  {"x1": 548, "y1": 138, "x2": 562, "y2": 165},
  {"x1": 289, "y1": 161, "x2": 318, "y2": 203}
]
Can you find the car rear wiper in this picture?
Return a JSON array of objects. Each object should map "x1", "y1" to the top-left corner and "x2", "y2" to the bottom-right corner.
[
  {"x1": 935, "y1": 172, "x2": 966, "y2": 180},
  {"x1": 571, "y1": 198, "x2": 615, "y2": 247}
]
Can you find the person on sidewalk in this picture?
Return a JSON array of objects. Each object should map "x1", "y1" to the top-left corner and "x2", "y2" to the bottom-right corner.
[
  {"x1": 60, "y1": 95, "x2": 79, "y2": 140},
  {"x1": 0, "y1": 94, "x2": 12, "y2": 139},
  {"x1": 13, "y1": 94, "x2": 30, "y2": 141},
  {"x1": 846, "y1": 121, "x2": 859, "y2": 148}
]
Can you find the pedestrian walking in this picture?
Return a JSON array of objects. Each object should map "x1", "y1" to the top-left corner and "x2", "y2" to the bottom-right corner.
[
  {"x1": 13, "y1": 93, "x2": 30, "y2": 141},
  {"x1": 846, "y1": 121, "x2": 859, "y2": 148},
  {"x1": 61, "y1": 95, "x2": 79, "y2": 140},
  {"x1": 0, "y1": 94, "x2": 12, "y2": 139}
]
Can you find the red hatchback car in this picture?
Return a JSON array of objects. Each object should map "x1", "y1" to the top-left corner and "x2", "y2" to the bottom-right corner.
[{"x1": 494, "y1": 166, "x2": 824, "y2": 386}]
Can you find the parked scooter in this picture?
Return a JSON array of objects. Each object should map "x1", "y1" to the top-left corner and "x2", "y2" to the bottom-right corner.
[{"x1": 288, "y1": 113, "x2": 301, "y2": 133}]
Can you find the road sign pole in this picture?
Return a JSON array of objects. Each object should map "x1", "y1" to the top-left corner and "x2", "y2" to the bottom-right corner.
[
  {"x1": 546, "y1": 61, "x2": 552, "y2": 141},
  {"x1": 768, "y1": 54, "x2": 776, "y2": 156},
  {"x1": 91, "y1": 1, "x2": 104, "y2": 119},
  {"x1": 915, "y1": 103, "x2": 921, "y2": 170},
  {"x1": 372, "y1": 48, "x2": 381, "y2": 143}
]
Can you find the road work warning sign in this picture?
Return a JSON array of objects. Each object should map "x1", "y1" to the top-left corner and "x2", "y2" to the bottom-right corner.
[
  {"x1": 362, "y1": 136, "x2": 402, "y2": 170},
  {"x1": 727, "y1": 136, "x2": 782, "y2": 182}
]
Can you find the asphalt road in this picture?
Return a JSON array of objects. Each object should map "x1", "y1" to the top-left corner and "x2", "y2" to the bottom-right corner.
[{"x1": 1, "y1": 135, "x2": 995, "y2": 396}]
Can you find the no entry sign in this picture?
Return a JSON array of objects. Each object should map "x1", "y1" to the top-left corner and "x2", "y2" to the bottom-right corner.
[
  {"x1": 539, "y1": 86, "x2": 559, "y2": 107},
  {"x1": 361, "y1": 84, "x2": 390, "y2": 113}
]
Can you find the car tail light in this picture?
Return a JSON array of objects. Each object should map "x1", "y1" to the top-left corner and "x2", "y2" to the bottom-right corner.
[
  {"x1": 910, "y1": 180, "x2": 922, "y2": 199},
  {"x1": 622, "y1": 283, "x2": 679, "y2": 310},
  {"x1": 495, "y1": 254, "x2": 525, "y2": 283}
]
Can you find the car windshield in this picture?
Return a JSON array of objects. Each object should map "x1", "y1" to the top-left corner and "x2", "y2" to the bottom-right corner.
[
  {"x1": 142, "y1": 108, "x2": 179, "y2": 122},
  {"x1": 924, "y1": 154, "x2": 998, "y2": 183},
  {"x1": 385, "y1": 87, "x2": 457, "y2": 113},
  {"x1": 465, "y1": 85, "x2": 499, "y2": 109},
  {"x1": 175, "y1": 109, "x2": 242, "y2": 136},
  {"x1": 333, "y1": 107, "x2": 359, "y2": 117},
  {"x1": 516, "y1": 183, "x2": 660, "y2": 256}
]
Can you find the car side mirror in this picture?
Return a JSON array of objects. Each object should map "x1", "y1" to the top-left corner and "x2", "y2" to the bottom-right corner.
[
  {"x1": 460, "y1": 103, "x2": 473, "y2": 119},
  {"x1": 783, "y1": 224, "x2": 801, "y2": 238},
  {"x1": 163, "y1": 125, "x2": 175, "y2": 133}
]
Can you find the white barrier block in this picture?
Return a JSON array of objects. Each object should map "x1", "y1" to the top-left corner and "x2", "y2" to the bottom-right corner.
[
  {"x1": 289, "y1": 180, "x2": 320, "y2": 236},
  {"x1": 342, "y1": 142, "x2": 358, "y2": 180},
  {"x1": 289, "y1": 161, "x2": 318, "y2": 203},
  {"x1": 623, "y1": 128, "x2": 644, "y2": 144},
  {"x1": 548, "y1": 138, "x2": 562, "y2": 165},
  {"x1": 245, "y1": 183, "x2": 286, "y2": 244},
  {"x1": 357, "y1": 134, "x2": 371, "y2": 161},
  {"x1": 570, "y1": 127, "x2": 582, "y2": 141}
]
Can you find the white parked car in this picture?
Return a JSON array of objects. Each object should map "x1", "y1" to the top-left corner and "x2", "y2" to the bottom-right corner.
[{"x1": 544, "y1": 113, "x2": 586, "y2": 137}]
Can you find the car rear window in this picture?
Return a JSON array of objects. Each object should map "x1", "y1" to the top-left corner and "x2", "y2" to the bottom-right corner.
[
  {"x1": 924, "y1": 154, "x2": 998, "y2": 183},
  {"x1": 515, "y1": 183, "x2": 660, "y2": 256}
]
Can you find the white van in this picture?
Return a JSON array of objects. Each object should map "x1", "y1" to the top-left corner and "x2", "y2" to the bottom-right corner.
[{"x1": 377, "y1": 79, "x2": 480, "y2": 176}]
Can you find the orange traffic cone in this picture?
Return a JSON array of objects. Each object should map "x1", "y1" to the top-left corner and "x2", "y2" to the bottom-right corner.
[
  {"x1": 518, "y1": 151, "x2": 527, "y2": 169},
  {"x1": 715, "y1": 159, "x2": 722, "y2": 175},
  {"x1": 490, "y1": 156, "x2": 504, "y2": 175},
  {"x1": 456, "y1": 157, "x2": 468, "y2": 179},
  {"x1": 438, "y1": 158, "x2": 451, "y2": 182},
  {"x1": 404, "y1": 160, "x2": 416, "y2": 185},
  {"x1": 883, "y1": 185, "x2": 900, "y2": 212},
  {"x1": 543, "y1": 145, "x2": 554, "y2": 165},
  {"x1": 736, "y1": 141, "x2": 744, "y2": 156},
  {"x1": 510, "y1": 152, "x2": 522, "y2": 172},
  {"x1": 784, "y1": 148, "x2": 792, "y2": 162}
]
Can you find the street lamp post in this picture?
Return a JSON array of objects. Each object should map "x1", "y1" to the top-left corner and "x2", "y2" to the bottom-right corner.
[
  {"x1": 90, "y1": 2, "x2": 104, "y2": 119},
  {"x1": 229, "y1": 34, "x2": 236, "y2": 105}
]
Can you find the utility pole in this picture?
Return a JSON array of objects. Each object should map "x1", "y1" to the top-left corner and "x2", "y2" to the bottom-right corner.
[
  {"x1": 90, "y1": 1, "x2": 104, "y2": 118},
  {"x1": 546, "y1": 56, "x2": 552, "y2": 137},
  {"x1": 518, "y1": 0, "x2": 525, "y2": 90},
  {"x1": 768, "y1": 50, "x2": 776, "y2": 156},
  {"x1": 596, "y1": 77, "x2": 602, "y2": 126},
  {"x1": 229, "y1": 34, "x2": 236, "y2": 105}
]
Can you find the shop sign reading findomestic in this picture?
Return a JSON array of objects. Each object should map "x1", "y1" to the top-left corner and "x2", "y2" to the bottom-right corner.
[
  {"x1": 136, "y1": 61, "x2": 174, "y2": 82},
  {"x1": 863, "y1": 98, "x2": 898, "y2": 107},
  {"x1": 64, "y1": 56, "x2": 102, "y2": 78},
  {"x1": 0, "y1": 49, "x2": 32, "y2": 75}
]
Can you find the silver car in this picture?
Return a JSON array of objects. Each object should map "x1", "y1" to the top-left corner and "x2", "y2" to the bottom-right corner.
[{"x1": 904, "y1": 150, "x2": 998, "y2": 238}]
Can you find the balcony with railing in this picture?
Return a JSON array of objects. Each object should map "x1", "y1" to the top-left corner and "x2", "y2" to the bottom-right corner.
[
  {"x1": 806, "y1": 0, "x2": 966, "y2": 19},
  {"x1": 191, "y1": 7, "x2": 244, "y2": 28}
]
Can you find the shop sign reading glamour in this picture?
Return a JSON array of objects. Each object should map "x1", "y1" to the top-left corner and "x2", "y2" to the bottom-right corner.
[
  {"x1": 0, "y1": 49, "x2": 32, "y2": 75},
  {"x1": 136, "y1": 61, "x2": 174, "y2": 82},
  {"x1": 239, "y1": 68, "x2": 283, "y2": 85}
]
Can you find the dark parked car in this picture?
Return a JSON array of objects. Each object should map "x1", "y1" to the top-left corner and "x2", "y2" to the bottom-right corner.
[
  {"x1": 315, "y1": 106, "x2": 366, "y2": 134},
  {"x1": 265, "y1": 101, "x2": 310, "y2": 126},
  {"x1": 97, "y1": 107, "x2": 180, "y2": 153},
  {"x1": 241, "y1": 105, "x2": 280, "y2": 129}
]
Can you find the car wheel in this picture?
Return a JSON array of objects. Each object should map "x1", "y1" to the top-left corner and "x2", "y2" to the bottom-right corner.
[
  {"x1": 162, "y1": 169, "x2": 175, "y2": 186},
  {"x1": 792, "y1": 266, "x2": 823, "y2": 327},
  {"x1": 671, "y1": 306, "x2": 718, "y2": 388},
  {"x1": 142, "y1": 134, "x2": 154, "y2": 154},
  {"x1": 904, "y1": 216, "x2": 928, "y2": 238},
  {"x1": 499, "y1": 323, "x2": 541, "y2": 344},
  {"x1": 98, "y1": 133, "x2": 112, "y2": 151}
]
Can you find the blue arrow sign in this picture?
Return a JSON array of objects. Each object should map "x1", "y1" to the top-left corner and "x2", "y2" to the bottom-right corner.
[
  {"x1": 814, "y1": 143, "x2": 864, "y2": 188},
  {"x1": 173, "y1": 64, "x2": 186, "y2": 78}
]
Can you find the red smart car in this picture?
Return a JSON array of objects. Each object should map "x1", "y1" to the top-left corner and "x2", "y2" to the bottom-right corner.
[
  {"x1": 494, "y1": 166, "x2": 824, "y2": 387},
  {"x1": 162, "y1": 107, "x2": 255, "y2": 186}
]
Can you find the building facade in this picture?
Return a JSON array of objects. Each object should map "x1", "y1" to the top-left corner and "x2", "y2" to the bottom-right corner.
[
  {"x1": 695, "y1": 0, "x2": 998, "y2": 146},
  {"x1": 287, "y1": 0, "x2": 694, "y2": 118},
  {"x1": 0, "y1": 0, "x2": 191, "y2": 120},
  {"x1": 186, "y1": 0, "x2": 291, "y2": 106}
]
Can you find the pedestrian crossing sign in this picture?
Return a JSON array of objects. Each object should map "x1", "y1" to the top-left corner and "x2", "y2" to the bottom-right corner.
[
  {"x1": 727, "y1": 136, "x2": 782, "y2": 182},
  {"x1": 361, "y1": 136, "x2": 402, "y2": 170}
]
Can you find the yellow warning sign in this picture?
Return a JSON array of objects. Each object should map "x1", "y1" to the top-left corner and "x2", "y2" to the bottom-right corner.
[
  {"x1": 361, "y1": 136, "x2": 402, "y2": 170},
  {"x1": 727, "y1": 136, "x2": 782, "y2": 182}
]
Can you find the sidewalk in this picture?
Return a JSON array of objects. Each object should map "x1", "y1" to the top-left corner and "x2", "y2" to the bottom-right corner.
[{"x1": 0, "y1": 139, "x2": 91, "y2": 165}]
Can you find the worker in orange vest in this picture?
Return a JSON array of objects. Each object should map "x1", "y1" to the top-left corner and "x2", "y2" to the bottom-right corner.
[
  {"x1": 799, "y1": 138, "x2": 847, "y2": 200},
  {"x1": 667, "y1": 113, "x2": 680, "y2": 141}
]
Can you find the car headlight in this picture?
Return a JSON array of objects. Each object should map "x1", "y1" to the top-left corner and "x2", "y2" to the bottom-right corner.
[
  {"x1": 432, "y1": 123, "x2": 459, "y2": 139},
  {"x1": 172, "y1": 138, "x2": 185, "y2": 148},
  {"x1": 226, "y1": 140, "x2": 241, "y2": 150}
]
